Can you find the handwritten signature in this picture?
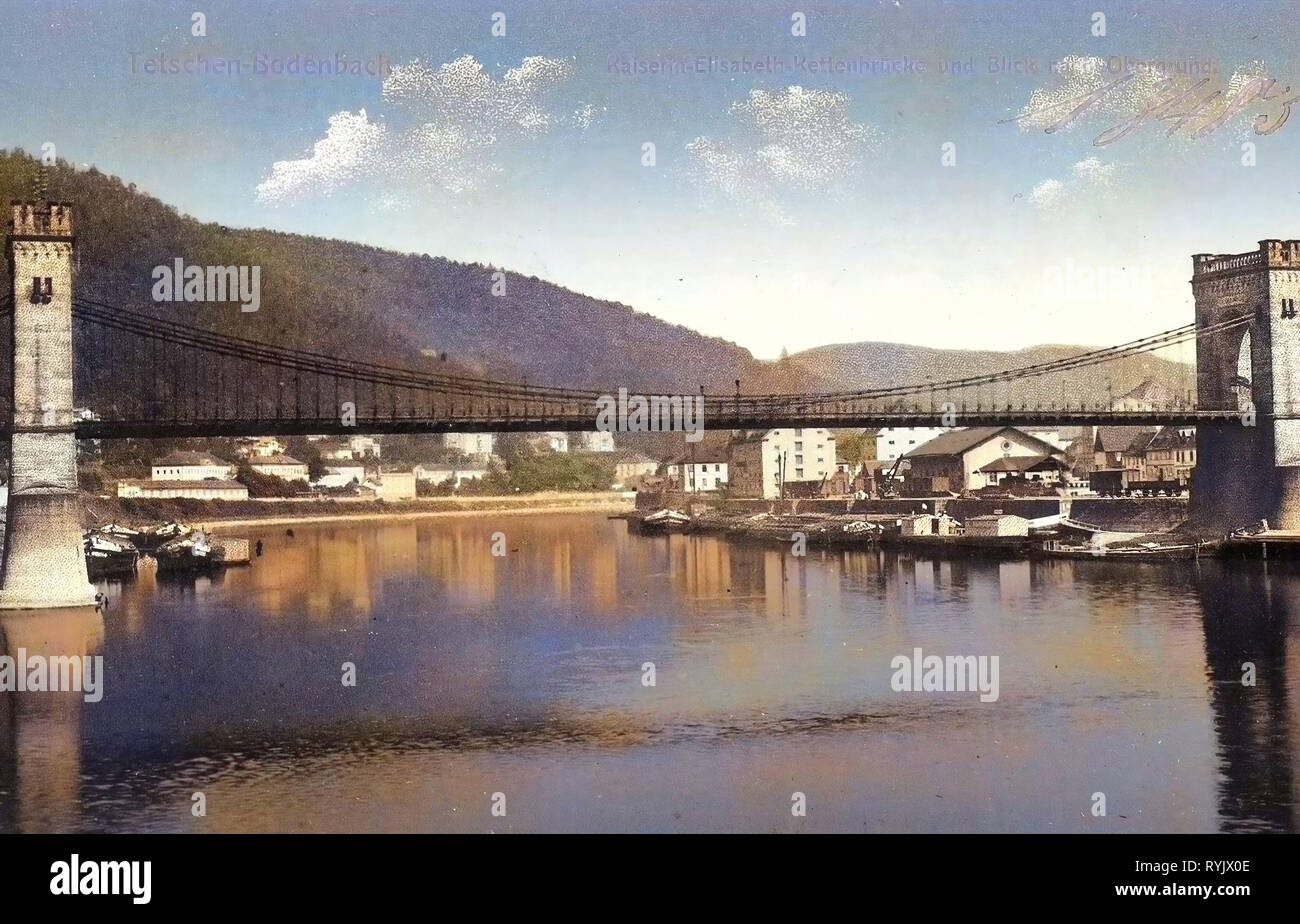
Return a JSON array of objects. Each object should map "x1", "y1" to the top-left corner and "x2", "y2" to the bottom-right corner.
[{"x1": 1002, "y1": 71, "x2": 1299, "y2": 145}]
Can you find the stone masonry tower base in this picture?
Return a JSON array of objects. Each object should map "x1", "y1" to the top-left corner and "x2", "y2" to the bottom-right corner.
[
  {"x1": 1191, "y1": 241, "x2": 1300, "y2": 531},
  {"x1": 0, "y1": 201, "x2": 95, "y2": 609}
]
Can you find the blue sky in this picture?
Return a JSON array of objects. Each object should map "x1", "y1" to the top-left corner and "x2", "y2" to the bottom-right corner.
[{"x1": 1, "y1": 0, "x2": 1297, "y2": 358}]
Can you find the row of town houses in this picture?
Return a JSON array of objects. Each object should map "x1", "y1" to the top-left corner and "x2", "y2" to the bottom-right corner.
[
  {"x1": 118, "y1": 434, "x2": 383, "y2": 502},
  {"x1": 117, "y1": 424, "x2": 1195, "y2": 503},
  {"x1": 654, "y1": 420, "x2": 1196, "y2": 499},
  {"x1": 116, "y1": 431, "x2": 618, "y2": 501}
]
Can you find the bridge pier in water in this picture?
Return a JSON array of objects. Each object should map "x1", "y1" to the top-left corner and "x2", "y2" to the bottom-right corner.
[
  {"x1": 1192, "y1": 241, "x2": 1300, "y2": 530},
  {"x1": 0, "y1": 201, "x2": 95, "y2": 609}
]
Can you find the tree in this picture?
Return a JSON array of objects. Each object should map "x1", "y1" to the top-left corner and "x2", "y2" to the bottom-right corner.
[
  {"x1": 493, "y1": 434, "x2": 533, "y2": 465},
  {"x1": 284, "y1": 436, "x2": 328, "y2": 481},
  {"x1": 834, "y1": 430, "x2": 876, "y2": 464},
  {"x1": 504, "y1": 452, "x2": 615, "y2": 493},
  {"x1": 235, "y1": 463, "x2": 305, "y2": 497}
]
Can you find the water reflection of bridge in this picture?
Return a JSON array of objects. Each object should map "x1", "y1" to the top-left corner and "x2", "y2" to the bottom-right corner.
[
  {"x1": 0, "y1": 607, "x2": 104, "y2": 832},
  {"x1": 1199, "y1": 562, "x2": 1300, "y2": 831}
]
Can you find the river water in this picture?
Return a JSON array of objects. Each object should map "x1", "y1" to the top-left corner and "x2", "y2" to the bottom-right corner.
[{"x1": 0, "y1": 512, "x2": 1295, "y2": 832}]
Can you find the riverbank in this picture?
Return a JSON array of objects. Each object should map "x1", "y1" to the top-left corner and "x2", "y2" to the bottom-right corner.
[
  {"x1": 634, "y1": 496, "x2": 1244, "y2": 560},
  {"x1": 84, "y1": 491, "x2": 636, "y2": 532}
]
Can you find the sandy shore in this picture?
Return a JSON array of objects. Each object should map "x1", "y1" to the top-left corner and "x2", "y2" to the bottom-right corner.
[{"x1": 198, "y1": 498, "x2": 635, "y2": 532}]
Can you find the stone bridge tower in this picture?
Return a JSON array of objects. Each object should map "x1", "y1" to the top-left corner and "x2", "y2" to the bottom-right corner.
[
  {"x1": 1192, "y1": 240, "x2": 1300, "y2": 530},
  {"x1": 0, "y1": 201, "x2": 95, "y2": 608}
]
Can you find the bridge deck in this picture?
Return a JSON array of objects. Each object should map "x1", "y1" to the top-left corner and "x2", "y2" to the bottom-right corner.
[{"x1": 52, "y1": 409, "x2": 1244, "y2": 439}]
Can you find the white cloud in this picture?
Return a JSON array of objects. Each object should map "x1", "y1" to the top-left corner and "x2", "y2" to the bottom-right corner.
[
  {"x1": 687, "y1": 86, "x2": 880, "y2": 220},
  {"x1": 573, "y1": 102, "x2": 599, "y2": 132},
  {"x1": 1030, "y1": 157, "x2": 1118, "y2": 211},
  {"x1": 1029, "y1": 178, "x2": 1065, "y2": 211},
  {"x1": 1070, "y1": 156, "x2": 1115, "y2": 185},
  {"x1": 734, "y1": 86, "x2": 878, "y2": 186},
  {"x1": 685, "y1": 136, "x2": 748, "y2": 199},
  {"x1": 257, "y1": 55, "x2": 591, "y2": 204},
  {"x1": 381, "y1": 55, "x2": 575, "y2": 135},
  {"x1": 255, "y1": 109, "x2": 388, "y2": 202}
]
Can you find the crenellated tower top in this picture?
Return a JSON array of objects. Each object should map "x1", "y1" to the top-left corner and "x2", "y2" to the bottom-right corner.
[
  {"x1": 8, "y1": 200, "x2": 74, "y2": 239},
  {"x1": 1193, "y1": 240, "x2": 1300, "y2": 278}
]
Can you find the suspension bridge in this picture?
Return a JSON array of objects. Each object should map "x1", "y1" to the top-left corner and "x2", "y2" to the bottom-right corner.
[
  {"x1": 0, "y1": 292, "x2": 1247, "y2": 438},
  {"x1": 0, "y1": 197, "x2": 1294, "y2": 606}
]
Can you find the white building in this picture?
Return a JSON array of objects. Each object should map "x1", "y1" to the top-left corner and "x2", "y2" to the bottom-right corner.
[
  {"x1": 876, "y1": 427, "x2": 949, "y2": 463},
  {"x1": 151, "y1": 452, "x2": 235, "y2": 482},
  {"x1": 313, "y1": 463, "x2": 367, "y2": 489},
  {"x1": 443, "y1": 432, "x2": 495, "y2": 459},
  {"x1": 977, "y1": 454, "x2": 1067, "y2": 486},
  {"x1": 414, "y1": 464, "x2": 489, "y2": 486},
  {"x1": 322, "y1": 435, "x2": 382, "y2": 461},
  {"x1": 666, "y1": 445, "x2": 729, "y2": 492},
  {"x1": 376, "y1": 470, "x2": 416, "y2": 500},
  {"x1": 1019, "y1": 427, "x2": 1073, "y2": 452},
  {"x1": 904, "y1": 427, "x2": 1066, "y2": 494},
  {"x1": 119, "y1": 478, "x2": 248, "y2": 501},
  {"x1": 249, "y1": 454, "x2": 309, "y2": 482},
  {"x1": 613, "y1": 451, "x2": 660, "y2": 487},
  {"x1": 899, "y1": 512, "x2": 959, "y2": 536},
  {"x1": 327, "y1": 463, "x2": 366, "y2": 482},
  {"x1": 238, "y1": 436, "x2": 286, "y2": 458},
  {"x1": 729, "y1": 428, "x2": 837, "y2": 499}
]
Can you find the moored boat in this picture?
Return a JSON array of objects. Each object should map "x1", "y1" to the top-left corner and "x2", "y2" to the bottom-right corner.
[
  {"x1": 83, "y1": 532, "x2": 140, "y2": 578},
  {"x1": 155, "y1": 531, "x2": 223, "y2": 572},
  {"x1": 1033, "y1": 539, "x2": 1219, "y2": 560},
  {"x1": 635, "y1": 509, "x2": 692, "y2": 533},
  {"x1": 135, "y1": 521, "x2": 193, "y2": 552},
  {"x1": 94, "y1": 522, "x2": 143, "y2": 543},
  {"x1": 827, "y1": 518, "x2": 883, "y2": 546}
]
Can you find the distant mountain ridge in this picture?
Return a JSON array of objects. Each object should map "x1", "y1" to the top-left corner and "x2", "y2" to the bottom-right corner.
[
  {"x1": 0, "y1": 150, "x2": 1192, "y2": 407},
  {"x1": 788, "y1": 340, "x2": 1195, "y2": 409}
]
